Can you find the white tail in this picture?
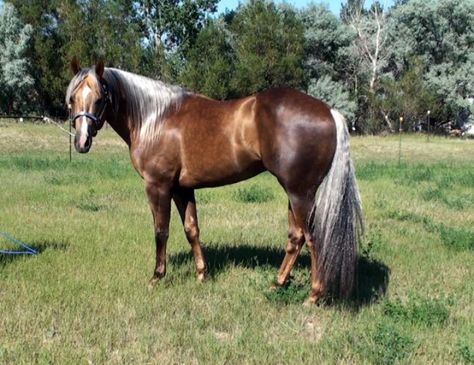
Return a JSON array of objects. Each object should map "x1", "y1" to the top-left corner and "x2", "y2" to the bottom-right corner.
[{"x1": 309, "y1": 109, "x2": 364, "y2": 298}]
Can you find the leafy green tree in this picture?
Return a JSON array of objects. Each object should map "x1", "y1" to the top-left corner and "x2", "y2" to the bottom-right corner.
[
  {"x1": 136, "y1": 0, "x2": 218, "y2": 79},
  {"x1": 59, "y1": 0, "x2": 143, "y2": 71},
  {"x1": 424, "y1": 55, "x2": 474, "y2": 126},
  {"x1": 340, "y1": 0, "x2": 366, "y2": 23},
  {"x1": 308, "y1": 75, "x2": 358, "y2": 120},
  {"x1": 9, "y1": 0, "x2": 65, "y2": 114},
  {"x1": 229, "y1": 0, "x2": 305, "y2": 96},
  {"x1": 370, "y1": 58, "x2": 438, "y2": 133},
  {"x1": 136, "y1": 0, "x2": 218, "y2": 53},
  {"x1": 0, "y1": 2, "x2": 34, "y2": 113},
  {"x1": 179, "y1": 19, "x2": 235, "y2": 99},
  {"x1": 10, "y1": 0, "x2": 144, "y2": 114},
  {"x1": 300, "y1": 4, "x2": 357, "y2": 121},
  {"x1": 388, "y1": 0, "x2": 474, "y2": 126},
  {"x1": 301, "y1": 5, "x2": 354, "y2": 80},
  {"x1": 333, "y1": 1, "x2": 393, "y2": 131}
]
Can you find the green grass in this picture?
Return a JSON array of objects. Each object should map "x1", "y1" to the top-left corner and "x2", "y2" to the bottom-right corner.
[
  {"x1": 355, "y1": 322, "x2": 415, "y2": 365},
  {"x1": 233, "y1": 184, "x2": 275, "y2": 203},
  {"x1": 383, "y1": 296, "x2": 450, "y2": 327},
  {"x1": 1, "y1": 123, "x2": 474, "y2": 363}
]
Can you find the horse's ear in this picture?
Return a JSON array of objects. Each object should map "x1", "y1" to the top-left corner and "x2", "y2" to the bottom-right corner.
[
  {"x1": 71, "y1": 56, "x2": 81, "y2": 75},
  {"x1": 95, "y1": 59, "x2": 104, "y2": 79}
]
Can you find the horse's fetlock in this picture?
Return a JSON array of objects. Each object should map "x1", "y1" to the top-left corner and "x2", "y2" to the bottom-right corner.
[{"x1": 286, "y1": 242, "x2": 298, "y2": 254}]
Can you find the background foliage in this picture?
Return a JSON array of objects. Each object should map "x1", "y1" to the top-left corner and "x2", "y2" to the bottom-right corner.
[{"x1": 1, "y1": 0, "x2": 473, "y2": 133}]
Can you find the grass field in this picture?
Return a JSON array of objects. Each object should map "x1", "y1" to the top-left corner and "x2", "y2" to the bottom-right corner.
[{"x1": 1, "y1": 121, "x2": 473, "y2": 364}]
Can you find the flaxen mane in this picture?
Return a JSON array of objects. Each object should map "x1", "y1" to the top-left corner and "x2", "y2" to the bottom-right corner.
[{"x1": 66, "y1": 67, "x2": 187, "y2": 145}]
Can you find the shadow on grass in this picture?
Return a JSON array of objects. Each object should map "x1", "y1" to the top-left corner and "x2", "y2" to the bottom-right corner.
[
  {"x1": 356, "y1": 256, "x2": 390, "y2": 307},
  {"x1": 170, "y1": 242, "x2": 390, "y2": 307},
  {"x1": 0, "y1": 239, "x2": 69, "y2": 267}
]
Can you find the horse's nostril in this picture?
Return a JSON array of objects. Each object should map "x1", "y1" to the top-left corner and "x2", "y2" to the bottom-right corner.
[{"x1": 83, "y1": 137, "x2": 92, "y2": 151}]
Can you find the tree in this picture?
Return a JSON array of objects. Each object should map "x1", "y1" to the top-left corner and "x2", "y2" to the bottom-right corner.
[
  {"x1": 135, "y1": 0, "x2": 218, "y2": 79},
  {"x1": 8, "y1": 0, "x2": 64, "y2": 114},
  {"x1": 340, "y1": 0, "x2": 366, "y2": 23},
  {"x1": 0, "y1": 3, "x2": 34, "y2": 114},
  {"x1": 229, "y1": 0, "x2": 305, "y2": 96},
  {"x1": 179, "y1": 18, "x2": 235, "y2": 99},
  {"x1": 389, "y1": 0, "x2": 474, "y2": 127},
  {"x1": 300, "y1": 4, "x2": 356, "y2": 121},
  {"x1": 345, "y1": 1, "x2": 390, "y2": 93},
  {"x1": 136, "y1": 0, "x2": 218, "y2": 53},
  {"x1": 300, "y1": 4, "x2": 354, "y2": 80},
  {"x1": 370, "y1": 58, "x2": 438, "y2": 133},
  {"x1": 59, "y1": 0, "x2": 143, "y2": 71},
  {"x1": 10, "y1": 0, "x2": 144, "y2": 114},
  {"x1": 308, "y1": 75, "x2": 358, "y2": 120}
]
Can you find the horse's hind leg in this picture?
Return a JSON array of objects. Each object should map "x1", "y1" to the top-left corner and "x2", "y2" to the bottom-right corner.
[
  {"x1": 173, "y1": 189, "x2": 207, "y2": 282},
  {"x1": 276, "y1": 201, "x2": 305, "y2": 286},
  {"x1": 279, "y1": 191, "x2": 324, "y2": 303}
]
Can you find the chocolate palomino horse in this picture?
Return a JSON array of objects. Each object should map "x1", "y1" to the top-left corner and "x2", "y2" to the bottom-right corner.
[{"x1": 66, "y1": 59, "x2": 363, "y2": 303}]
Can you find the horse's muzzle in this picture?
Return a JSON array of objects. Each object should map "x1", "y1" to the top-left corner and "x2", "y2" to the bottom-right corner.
[{"x1": 74, "y1": 132, "x2": 92, "y2": 153}]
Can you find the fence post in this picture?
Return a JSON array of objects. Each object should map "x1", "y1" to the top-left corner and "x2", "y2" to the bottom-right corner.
[
  {"x1": 69, "y1": 119, "x2": 72, "y2": 162},
  {"x1": 399, "y1": 116, "x2": 403, "y2": 167},
  {"x1": 427, "y1": 110, "x2": 431, "y2": 142}
]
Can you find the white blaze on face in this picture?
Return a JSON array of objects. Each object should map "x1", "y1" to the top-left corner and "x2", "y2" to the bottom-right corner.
[{"x1": 78, "y1": 85, "x2": 92, "y2": 147}]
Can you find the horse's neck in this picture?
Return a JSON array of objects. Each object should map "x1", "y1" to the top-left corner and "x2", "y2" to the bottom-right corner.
[
  {"x1": 105, "y1": 70, "x2": 184, "y2": 149},
  {"x1": 107, "y1": 112, "x2": 132, "y2": 147}
]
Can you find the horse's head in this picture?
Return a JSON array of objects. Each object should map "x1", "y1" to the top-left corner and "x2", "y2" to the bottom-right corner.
[{"x1": 66, "y1": 58, "x2": 110, "y2": 153}]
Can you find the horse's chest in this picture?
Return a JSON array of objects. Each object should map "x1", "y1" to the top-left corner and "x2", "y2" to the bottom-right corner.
[{"x1": 129, "y1": 148, "x2": 144, "y2": 178}]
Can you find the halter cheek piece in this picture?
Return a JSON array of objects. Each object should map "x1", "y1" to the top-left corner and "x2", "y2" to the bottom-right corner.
[{"x1": 71, "y1": 81, "x2": 110, "y2": 130}]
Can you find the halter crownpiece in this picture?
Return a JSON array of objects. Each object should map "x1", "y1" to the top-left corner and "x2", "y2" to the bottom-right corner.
[{"x1": 71, "y1": 79, "x2": 110, "y2": 129}]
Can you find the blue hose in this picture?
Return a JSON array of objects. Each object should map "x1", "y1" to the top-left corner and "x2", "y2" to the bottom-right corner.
[{"x1": 0, "y1": 231, "x2": 38, "y2": 255}]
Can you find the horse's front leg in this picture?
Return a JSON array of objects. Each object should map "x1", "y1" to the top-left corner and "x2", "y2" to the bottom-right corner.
[{"x1": 145, "y1": 182, "x2": 172, "y2": 288}]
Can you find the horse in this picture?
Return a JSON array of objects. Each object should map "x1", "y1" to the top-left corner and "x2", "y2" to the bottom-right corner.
[{"x1": 66, "y1": 59, "x2": 363, "y2": 304}]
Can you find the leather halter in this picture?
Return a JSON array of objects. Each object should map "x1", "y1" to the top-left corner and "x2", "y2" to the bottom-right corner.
[{"x1": 71, "y1": 80, "x2": 110, "y2": 129}]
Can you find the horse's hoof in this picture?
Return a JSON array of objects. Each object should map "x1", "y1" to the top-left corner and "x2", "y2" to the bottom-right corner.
[
  {"x1": 147, "y1": 277, "x2": 161, "y2": 291},
  {"x1": 304, "y1": 291, "x2": 322, "y2": 306},
  {"x1": 269, "y1": 282, "x2": 282, "y2": 290},
  {"x1": 197, "y1": 272, "x2": 206, "y2": 283},
  {"x1": 303, "y1": 297, "x2": 318, "y2": 307},
  {"x1": 196, "y1": 264, "x2": 207, "y2": 283},
  {"x1": 271, "y1": 275, "x2": 292, "y2": 290},
  {"x1": 270, "y1": 280, "x2": 289, "y2": 290}
]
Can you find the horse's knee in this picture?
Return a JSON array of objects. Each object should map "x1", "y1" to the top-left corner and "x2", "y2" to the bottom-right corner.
[{"x1": 155, "y1": 228, "x2": 169, "y2": 243}]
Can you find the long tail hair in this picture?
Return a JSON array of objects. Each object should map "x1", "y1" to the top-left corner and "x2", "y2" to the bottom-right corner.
[{"x1": 309, "y1": 109, "x2": 364, "y2": 299}]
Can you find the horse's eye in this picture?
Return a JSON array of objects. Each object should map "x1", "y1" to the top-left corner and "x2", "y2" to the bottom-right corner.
[{"x1": 95, "y1": 98, "x2": 103, "y2": 105}]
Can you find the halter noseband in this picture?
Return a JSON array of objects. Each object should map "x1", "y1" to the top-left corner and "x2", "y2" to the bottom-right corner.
[{"x1": 71, "y1": 80, "x2": 110, "y2": 129}]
